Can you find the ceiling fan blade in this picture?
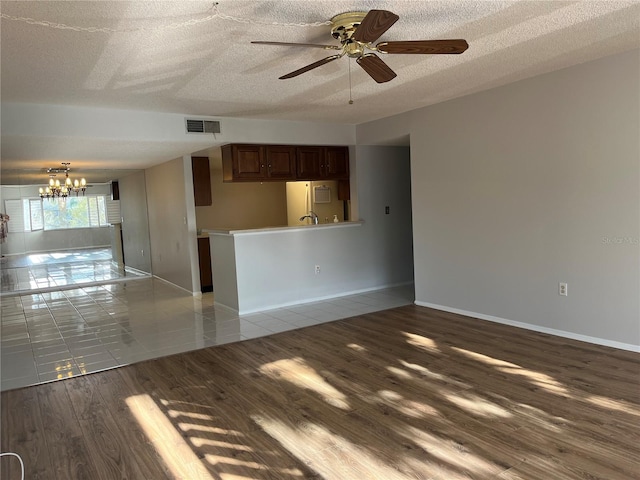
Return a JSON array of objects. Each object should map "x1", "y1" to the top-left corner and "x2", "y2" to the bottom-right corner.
[
  {"x1": 356, "y1": 54, "x2": 397, "y2": 83},
  {"x1": 252, "y1": 41, "x2": 341, "y2": 51},
  {"x1": 352, "y1": 9, "x2": 399, "y2": 44},
  {"x1": 279, "y1": 54, "x2": 342, "y2": 79},
  {"x1": 377, "y1": 39, "x2": 469, "y2": 54}
]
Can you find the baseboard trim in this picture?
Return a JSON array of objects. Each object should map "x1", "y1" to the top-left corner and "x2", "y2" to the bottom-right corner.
[
  {"x1": 414, "y1": 301, "x2": 640, "y2": 353},
  {"x1": 236, "y1": 281, "x2": 414, "y2": 315},
  {"x1": 151, "y1": 275, "x2": 197, "y2": 295}
]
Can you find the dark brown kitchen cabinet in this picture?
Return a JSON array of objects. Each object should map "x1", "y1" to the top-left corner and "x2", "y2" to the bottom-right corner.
[
  {"x1": 296, "y1": 146, "x2": 323, "y2": 178},
  {"x1": 323, "y1": 146, "x2": 349, "y2": 179},
  {"x1": 222, "y1": 144, "x2": 265, "y2": 181},
  {"x1": 192, "y1": 157, "x2": 212, "y2": 206},
  {"x1": 222, "y1": 144, "x2": 296, "y2": 181},
  {"x1": 221, "y1": 143, "x2": 348, "y2": 183},
  {"x1": 296, "y1": 146, "x2": 349, "y2": 180},
  {"x1": 265, "y1": 145, "x2": 296, "y2": 179},
  {"x1": 198, "y1": 236, "x2": 213, "y2": 292}
]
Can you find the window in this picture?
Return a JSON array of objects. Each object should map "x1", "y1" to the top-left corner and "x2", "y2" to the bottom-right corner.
[
  {"x1": 20, "y1": 196, "x2": 109, "y2": 232},
  {"x1": 24, "y1": 199, "x2": 43, "y2": 231}
]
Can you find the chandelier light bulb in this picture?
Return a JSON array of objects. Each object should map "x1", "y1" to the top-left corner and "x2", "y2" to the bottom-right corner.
[{"x1": 42, "y1": 163, "x2": 88, "y2": 200}]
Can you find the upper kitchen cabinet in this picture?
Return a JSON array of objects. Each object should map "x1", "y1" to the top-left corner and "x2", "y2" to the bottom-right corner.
[
  {"x1": 192, "y1": 156, "x2": 212, "y2": 206},
  {"x1": 221, "y1": 144, "x2": 349, "y2": 182},
  {"x1": 296, "y1": 146, "x2": 349, "y2": 180},
  {"x1": 222, "y1": 144, "x2": 265, "y2": 181},
  {"x1": 296, "y1": 146, "x2": 323, "y2": 178},
  {"x1": 222, "y1": 144, "x2": 296, "y2": 182},
  {"x1": 323, "y1": 146, "x2": 349, "y2": 179},
  {"x1": 265, "y1": 145, "x2": 296, "y2": 180}
]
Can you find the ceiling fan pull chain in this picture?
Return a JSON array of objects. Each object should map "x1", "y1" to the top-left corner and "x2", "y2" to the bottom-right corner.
[{"x1": 348, "y1": 58, "x2": 354, "y2": 105}]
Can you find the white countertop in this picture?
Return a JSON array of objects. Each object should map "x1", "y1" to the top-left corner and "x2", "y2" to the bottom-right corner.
[{"x1": 203, "y1": 221, "x2": 363, "y2": 236}]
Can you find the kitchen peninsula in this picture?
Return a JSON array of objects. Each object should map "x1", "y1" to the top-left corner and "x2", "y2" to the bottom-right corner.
[{"x1": 205, "y1": 221, "x2": 364, "y2": 314}]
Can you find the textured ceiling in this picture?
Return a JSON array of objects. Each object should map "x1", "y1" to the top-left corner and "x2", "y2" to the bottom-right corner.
[{"x1": 1, "y1": 0, "x2": 639, "y2": 183}]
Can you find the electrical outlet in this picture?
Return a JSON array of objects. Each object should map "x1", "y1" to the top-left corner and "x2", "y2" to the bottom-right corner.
[
  {"x1": 559, "y1": 282, "x2": 568, "y2": 296},
  {"x1": 385, "y1": 206, "x2": 390, "y2": 214},
  {"x1": 315, "y1": 265, "x2": 321, "y2": 274}
]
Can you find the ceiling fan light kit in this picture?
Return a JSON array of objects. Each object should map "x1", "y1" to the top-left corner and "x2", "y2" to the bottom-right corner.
[{"x1": 252, "y1": 9, "x2": 469, "y2": 84}]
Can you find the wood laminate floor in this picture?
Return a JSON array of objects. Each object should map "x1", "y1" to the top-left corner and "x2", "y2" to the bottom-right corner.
[{"x1": 1, "y1": 305, "x2": 639, "y2": 479}]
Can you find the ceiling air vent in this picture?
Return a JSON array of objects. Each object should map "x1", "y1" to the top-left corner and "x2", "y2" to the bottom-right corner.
[{"x1": 185, "y1": 119, "x2": 221, "y2": 134}]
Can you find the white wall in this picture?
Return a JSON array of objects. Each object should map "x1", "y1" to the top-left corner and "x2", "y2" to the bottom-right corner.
[
  {"x1": 233, "y1": 225, "x2": 373, "y2": 313},
  {"x1": 358, "y1": 49, "x2": 640, "y2": 350},
  {"x1": 0, "y1": 184, "x2": 111, "y2": 255}
]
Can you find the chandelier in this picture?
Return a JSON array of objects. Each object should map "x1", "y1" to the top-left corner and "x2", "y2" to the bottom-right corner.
[{"x1": 39, "y1": 162, "x2": 87, "y2": 199}]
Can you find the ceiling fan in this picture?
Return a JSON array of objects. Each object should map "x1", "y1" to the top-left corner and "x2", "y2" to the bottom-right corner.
[{"x1": 252, "y1": 9, "x2": 468, "y2": 84}]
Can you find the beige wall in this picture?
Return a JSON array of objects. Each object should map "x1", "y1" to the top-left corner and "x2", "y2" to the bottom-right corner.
[
  {"x1": 146, "y1": 157, "x2": 194, "y2": 292},
  {"x1": 195, "y1": 150, "x2": 288, "y2": 230},
  {"x1": 286, "y1": 181, "x2": 345, "y2": 226},
  {"x1": 119, "y1": 170, "x2": 151, "y2": 273}
]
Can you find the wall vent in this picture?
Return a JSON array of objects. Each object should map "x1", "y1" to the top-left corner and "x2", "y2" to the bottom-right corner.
[{"x1": 186, "y1": 119, "x2": 221, "y2": 134}]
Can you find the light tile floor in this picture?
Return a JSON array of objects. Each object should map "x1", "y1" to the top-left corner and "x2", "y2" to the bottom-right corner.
[
  {"x1": 1, "y1": 277, "x2": 414, "y2": 391},
  {"x1": 1, "y1": 248, "x2": 149, "y2": 295}
]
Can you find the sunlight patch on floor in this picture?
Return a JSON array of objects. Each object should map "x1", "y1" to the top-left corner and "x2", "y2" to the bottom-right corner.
[
  {"x1": 27, "y1": 254, "x2": 48, "y2": 264},
  {"x1": 177, "y1": 422, "x2": 244, "y2": 436},
  {"x1": 399, "y1": 360, "x2": 471, "y2": 389},
  {"x1": 401, "y1": 425, "x2": 505, "y2": 478},
  {"x1": 202, "y1": 454, "x2": 303, "y2": 478},
  {"x1": 586, "y1": 394, "x2": 640, "y2": 416},
  {"x1": 386, "y1": 365, "x2": 413, "y2": 379},
  {"x1": 452, "y1": 346, "x2": 568, "y2": 395},
  {"x1": 126, "y1": 394, "x2": 213, "y2": 480},
  {"x1": 403, "y1": 331, "x2": 441, "y2": 353},
  {"x1": 259, "y1": 357, "x2": 350, "y2": 410},
  {"x1": 512, "y1": 403, "x2": 565, "y2": 433},
  {"x1": 347, "y1": 343, "x2": 367, "y2": 352},
  {"x1": 499, "y1": 364, "x2": 568, "y2": 395},
  {"x1": 251, "y1": 414, "x2": 411, "y2": 480},
  {"x1": 377, "y1": 388, "x2": 440, "y2": 418},
  {"x1": 443, "y1": 391, "x2": 512, "y2": 418},
  {"x1": 190, "y1": 438, "x2": 254, "y2": 451},
  {"x1": 168, "y1": 410, "x2": 214, "y2": 421}
]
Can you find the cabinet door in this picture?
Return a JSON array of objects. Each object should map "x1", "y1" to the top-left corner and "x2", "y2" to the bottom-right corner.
[
  {"x1": 296, "y1": 146, "x2": 323, "y2": 179},
  {"x1": 192, "y1": 157, "x2": 212, "y2": 206},
  {"x1": 233, "y1": 145, "x2": 265, "y2": 180},
  {"x1": 197, "y1": 237, "x2": 213, "y2": 292},
  {"x1": 265, "y1": 146, "x2": 296, "y2": 180},
  {"x1": 323, "y1": 147, "x2": 349, "y2": 179}
]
